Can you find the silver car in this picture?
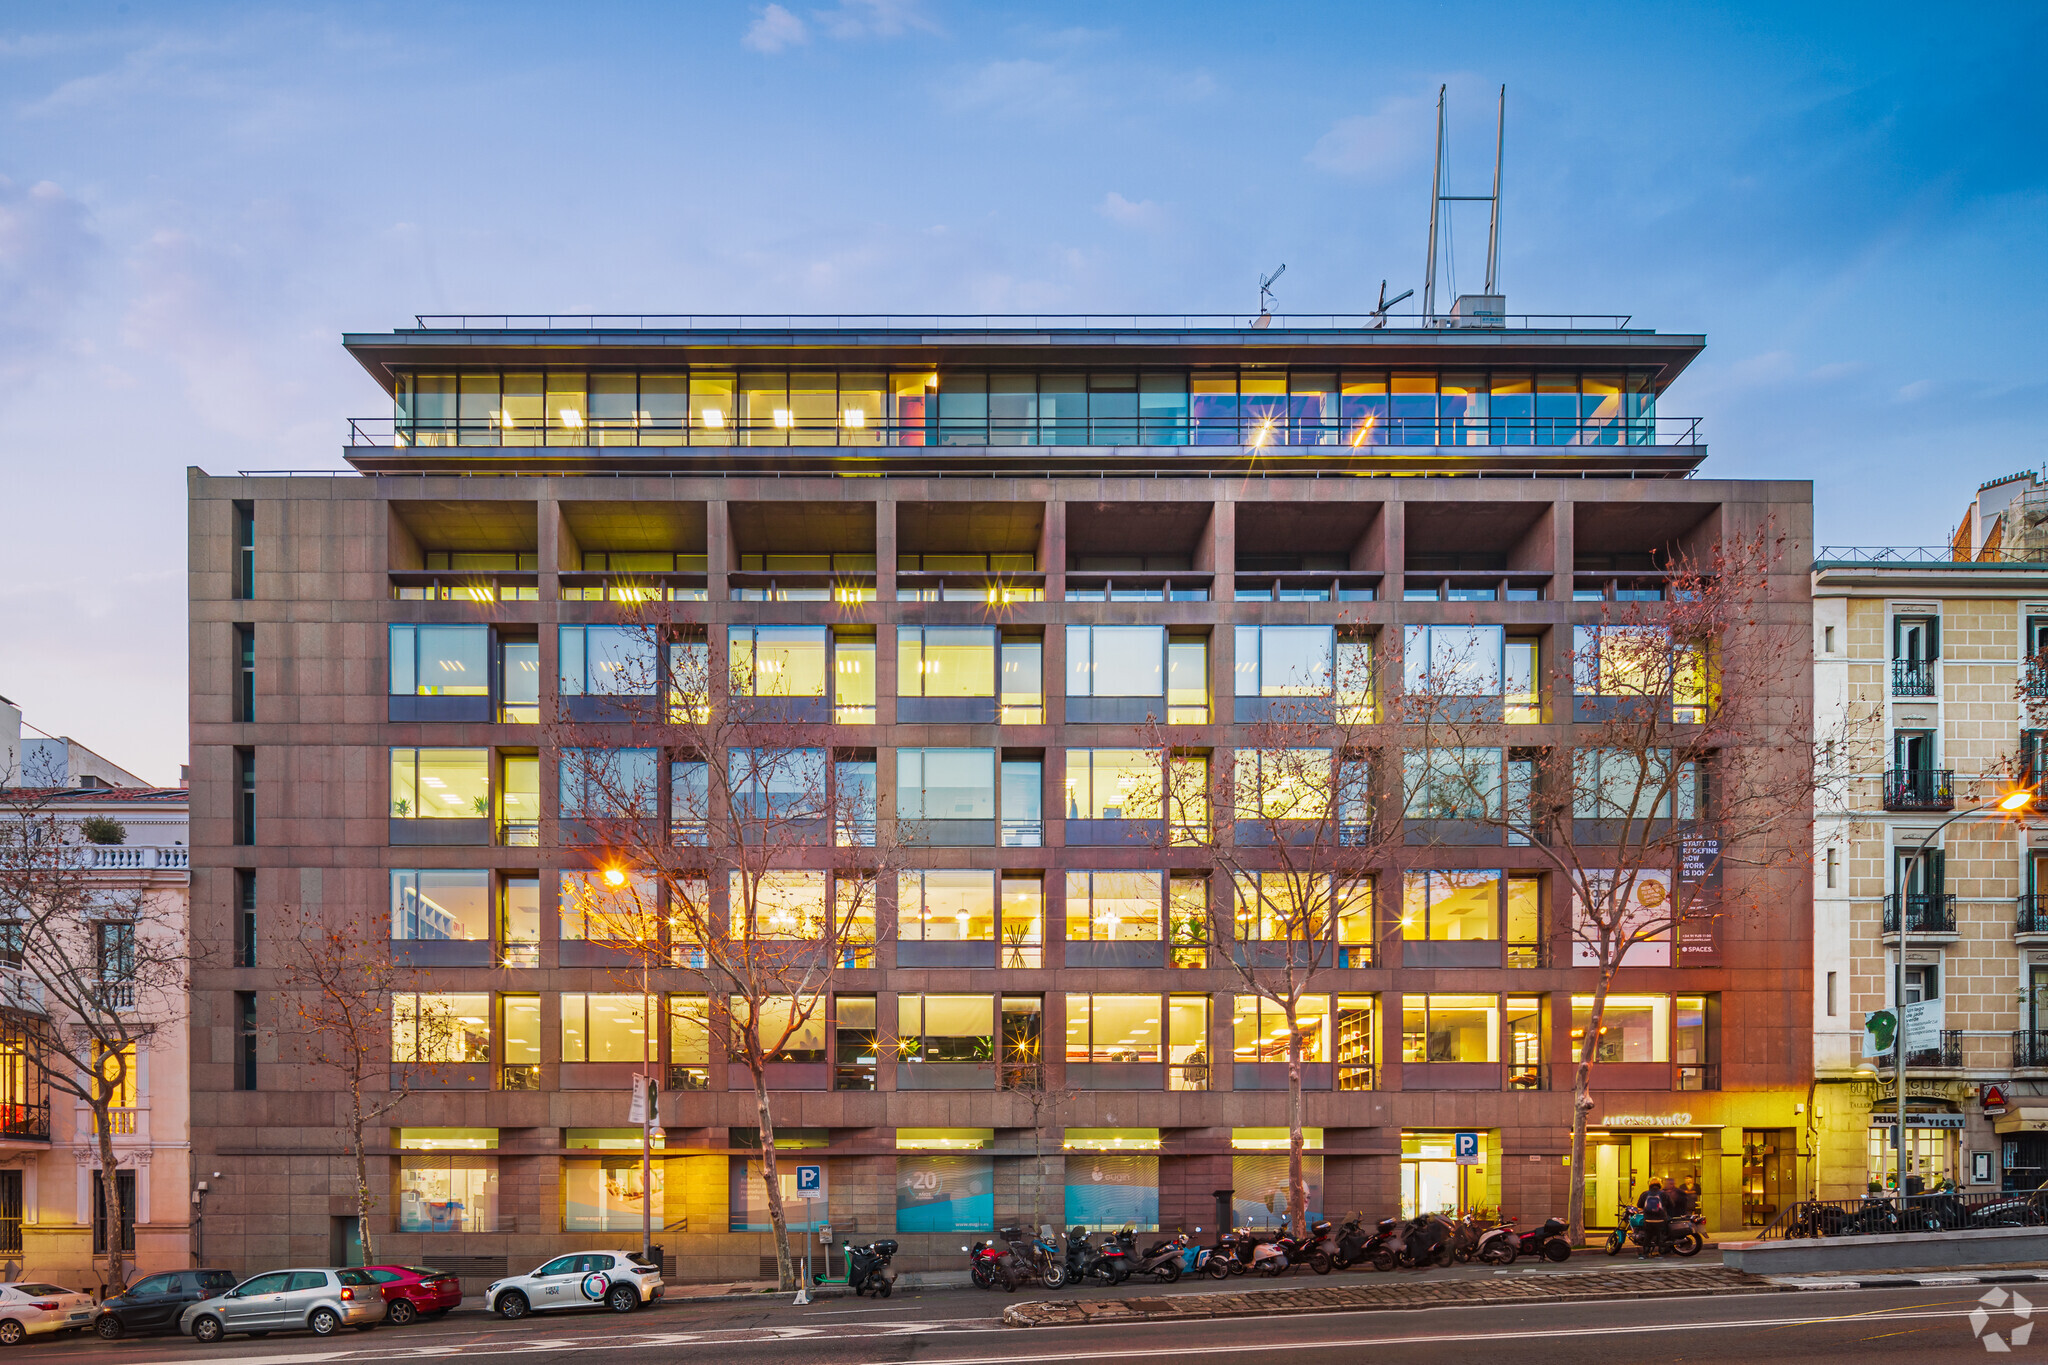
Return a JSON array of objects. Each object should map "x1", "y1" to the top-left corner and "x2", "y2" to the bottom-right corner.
[{"x1": 179, "y1": 1268, "x2": 382, "y2": 1343}]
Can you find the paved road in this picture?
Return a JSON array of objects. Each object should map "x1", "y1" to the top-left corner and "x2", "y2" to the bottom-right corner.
[{"x1": 17, "y1": 1283, "x2": 2025, "y2": 1364}]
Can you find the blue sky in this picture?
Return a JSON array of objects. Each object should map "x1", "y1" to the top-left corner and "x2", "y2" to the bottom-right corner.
[{"x1": 1, "y1": 0, "x2": 2042, "y2": 783}]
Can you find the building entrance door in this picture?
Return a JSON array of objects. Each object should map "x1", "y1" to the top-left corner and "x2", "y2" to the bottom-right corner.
[
  {"x1": 1583, "y1": 1137, "x2": 1633, "y2": 1229},
  {"x1": 1742, "y1": 1130, "x2": 1791, "y2": 1227},
  {"x1": 1400, "y1": 1133, "x2": 1458, "y2": 1218}
]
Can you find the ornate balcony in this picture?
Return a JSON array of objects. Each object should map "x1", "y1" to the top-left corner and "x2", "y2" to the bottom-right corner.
[
  {"x1": 1883, "y1": 768, "x2": 1954, "y2": 811},
  {"x1": 1883, "y1": 893, "x2": 1958, "y2": 936}
]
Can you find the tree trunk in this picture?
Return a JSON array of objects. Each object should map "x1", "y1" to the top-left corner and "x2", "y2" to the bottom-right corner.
[
  {"x1": 753, "y1": 1072, "x2": 794, "y2": 1290},
  {"x1": 1565, "y1": 968, "x2": 1617, "y2": 1246},
  {"x1": 93, "y1": 1104, "x2": 126, "y2": 1295},
  {"x1": 1286, "y1": 1015, "x2": 1307, "y2": 1241},
  {"x1": 351, "y1": 1078, "x2": 376, "y2": 1265}
]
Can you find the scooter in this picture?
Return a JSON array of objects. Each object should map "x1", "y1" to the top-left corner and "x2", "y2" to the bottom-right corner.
[
  {"x1": 1474, "y1": 1219, "x2": 1520, "y2": 1265},
  {"x1": 1293, "y1": 1220, "x2": 1339, "y2": 1274},
  {"x1": 1128, "y1": 1232, "x2": 1186, "y2": 1283},
  {"x1": 1212, "y1": 1229, "x2": 1251, "y2": 1276},
  {"x1": 1063, "y1": 1227, "x2": 1131, "y2": 1286},
  {"x1": 1515, "y1": 1215, "x2": 1573, "y2": 1262},
  {"x1": 1176, "y1": 1236, "x2": 1227, "y2": 1280},
  {"x1": 1384, "y1": 1214, "x2": 1454, "y2": 1270},
  {"x1": 826, "y1": 1239, "x2": 897, "y2": 1297},
  {"x1": 1349, "y1": 1217, "x2": 1401, "y2": 1272},
  {"x1": 1245, "y1": 1229, "x2": 1292, "y2": 1276}
]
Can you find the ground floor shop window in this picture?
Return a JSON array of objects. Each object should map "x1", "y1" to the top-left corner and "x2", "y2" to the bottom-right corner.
[
  {"x1": 397, "y1": 1129, "x2": 498, "y2": 1233},
  {"x1": 730, "y1": 1159, "x2": 829, "y2": 1232},
  {"x1": 1230, "y1": 1129, "x2": 1322, "y2": 1227},
  {"x1": 1064, "y1": 1130, "x2": 1159, "y2": 1229},
  {"x1": 1868, "y1": 1122, "x2": 1957, "y2": 1190},
  {"x1": 1401, "y1": 1131, "x2": 1486, "y2": 1218},
  {"x1": 1743, "y1": 1129, "x2": 1792, "y2": 1226},
  {"x1": 564, "y1": 1156, "x2": 662, "y2": 1232},
  {"x1": 895, "y1": 1138, "x2": 995, "y2": 1232}
]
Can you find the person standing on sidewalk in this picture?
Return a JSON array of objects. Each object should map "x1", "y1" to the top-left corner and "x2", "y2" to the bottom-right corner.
[{"x1": 1636, "y1": 1181, "x2": 1670, "y2": 1258}]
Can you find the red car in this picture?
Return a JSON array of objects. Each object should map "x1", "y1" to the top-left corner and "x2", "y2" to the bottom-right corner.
[{"x1": 360, "y1": 1266, "x2": 463, "y2": 1324}]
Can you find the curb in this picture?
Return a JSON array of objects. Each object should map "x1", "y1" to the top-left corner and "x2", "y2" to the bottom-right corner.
[{"x1": 1772, "y1": 1271, "x2": 2048, "y2": 1291}]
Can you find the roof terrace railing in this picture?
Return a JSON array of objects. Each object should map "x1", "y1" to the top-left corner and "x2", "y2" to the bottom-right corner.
[
  {"x1": 348, "y1": 414, "x2": 1701, "y2": 449},
  {"x1": 404, "y1": 312, "x2": 1645, "y2": 333},
  {"x1": 1816, "y1": 546, "x2": 2048, "y2": 567}
]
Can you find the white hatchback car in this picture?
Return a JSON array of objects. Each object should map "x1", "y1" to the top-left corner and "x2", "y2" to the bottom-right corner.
[
  {"x1": 0, "y1": 1282, "x2": 97, "y2": 1344},
  {"x1": 484, "y1": 1252, "x2": 664, "y2": 1319}
]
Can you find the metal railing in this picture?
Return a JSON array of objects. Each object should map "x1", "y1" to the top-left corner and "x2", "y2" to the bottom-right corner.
[
  {"x1": 1883, "y1": 769, "x2": 1954, "y2": 811},
  {"x1": 2019, "y1": 896, "x2": 2048, "y2": 936},
  {"x1": 2015, "y1": 1031, "x2": 2048, "y2": 1068},
  {"x1": 1874, "y1": 1029, "x2": 1963, "y2": 1069},
  {"x1": 408, "y1": 311, "x2": 1645, "y2": 332},
  {"x1": 0, "y1": 1103, "x2": 49, "y2": 1143},
  {"x1": 1883, "y1": 893, "x2": 1958, "y2": 934},
  {"x1": 1817, "y1": 546, "x2": 2048, "y2": 567},
  {"x1": 1890, "y1": 659, "x2": 1936, "y2": 697},
  {"x1": 1757, "y1": 1189, "x2": 2048, "y2": 1240},
  {"x1": 1676, "y1": 1063, "x2": 1721, "y2": 1091},
  {"x1": 351, "y1": 414, "x2": 1702, "y2": 450}
]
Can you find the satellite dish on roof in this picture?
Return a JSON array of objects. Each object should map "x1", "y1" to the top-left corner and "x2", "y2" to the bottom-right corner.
[{"x1": 1252, "y1": 264, "x2": 1286, "y2": 328}]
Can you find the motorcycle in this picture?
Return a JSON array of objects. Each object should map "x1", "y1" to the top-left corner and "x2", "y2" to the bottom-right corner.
[
  {"x1": 1348, "y1": 1217, "x2": 1402, "y2": 1272},
  {"x1": 1000, "y1": 1225, "x2": 1068, "y2": 1288},
  {"x1": 1474, "y1": 1219, "x2": 1521, "y2": 1266},
  {"x1": 1515, "y1": 1215, "x2": 1573, "y2": 1262},
  {"x1": 1602, "y1": 1208, "x2": 1698, "y2": 1258},
  {"x1": 1237, "y1": 1227, "x2": 1292, "y2": 1276},
  {"x1": 1127, "y1": 1231, "x2": 1187, "y2": 1284},
  {"x1": 969, "y1": 1239, "x2": 1013, "y2": 1291},
  {"x1": 1176, "y1": 1236, "x2": 1228, "y2": 1280},
  {"x1": 1378, "y1": 1215, "x2": 1454, "y2": 1271},
  {"x1": 1212, "y1": 1229, "x2": 1251, "y2": 1276},
  {"x1": 1292, "y1": 1220, "x2": 1340, "y2": 1274},
  {"x1": 1444, "y1": 1213, "x2": 1487, "y2": 1265},
  {"x1": 842, "y1": 1239, "x2": 898, "y2": 1297},
  {"x1": 1063, "y1": 1227, "x2": 1132, "y2": 1286}
]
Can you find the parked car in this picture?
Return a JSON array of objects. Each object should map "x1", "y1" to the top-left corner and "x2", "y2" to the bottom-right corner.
[
  {"x1": 179, "y1": 1268, "x2": 382, "y2": 1343},
  {"x1": 0, "y1": 1282, "x2": 97, "y2": 1344},
  {"x1": 360, "y1": 1265, "x2": 463, "y2": 1324},
  {"x1": 484, "y1": 1251, "x2": 664, "y2": 1319},
  {"x1": 94, "y1": 1269, "x2": 240, "y2": 1339}
]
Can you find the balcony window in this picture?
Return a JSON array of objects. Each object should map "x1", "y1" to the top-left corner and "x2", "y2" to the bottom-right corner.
[
  {"x1": 1235, "y1": 626, "x2": 1333, "y2": 697},
  {"x1": 1068, "y1": 626, "x2": 1165, "y2": 698},
  {"x1": 897, "y1": 994, "x2": 994, "y2": 1063},
  {"x1": 670, "y1": 760, "x2": 710, "y2": 844},
  {"x1": 1169, "y1": 876, "x2": 1208, "y2": 967},
  {"x1": 1002, "y1": 876, "x2": 1044, "y2": 968},
  {"x1": 1065, "y1": 871, "x2": 1162, "y2": 943},
  {"x1": 899, "y1": 870, "x2": 997, "y2": 943},
  {"x1": 669, "y1": 995, "x2": 710, "y2": 1091},
  {"x1": 558, "y1": 625, "x2": 656, "y2": 696},
  {"x1": 389, "y1": 625, "x2": 488, "y2": 697},
  {"x1": 1064, "y1": 749, "x2": 1160, "y2": 822},
  {"x1": 1001, "y1": 996, "x2": 1043, "y2": 1087},
  {"x1": 392, "y1": 994, "x2": 491, "y2": 1064},
  {"x1": 500, "y1": 639, "x2": 539, "y2": 722},
  {"x1": 835, "y1": 757, "x2": 877, "y2": 847},
  {"x1": 1068, "y1": 994, "x2": 1163, "y2": 1062},
  {"x1": 1674, "y1": 993, "x2": 1718, "y2": 1089},
  {"x1": 390, "y1": 869, "x2": 490, "y2": 942},
  {"x1": 728, "y1": 626, "x2": 828, "y2": 700},
  {"x1": 558, "y1": 747, "x2": 658, "y2": 819},
  {"x1": 501, "y1": 996, "x2": 539, "y2": 1087},
  {"x1": 1001, "y1": 758, "x2": 1042, "y2": 846},
  {"x1": 1336, "y1": 996, "x2": 1376, "y2": 1089},
  {"x1": 561, "y1": 993, "x2": 650, "y2": 1063},
  {"x1": 1506, "y1": 876, "x2": 1541, "y2": 967},
  {"x1": 397, "y1": 1129, "x2": 499, "y2": 1234},
  {"x1": 1001, "y1": 637, "x2": 1043, "y2": 723},
  {"x1": 1402, "y1": 994, "x2": 1498, "y2": 1063},
  {"x1": 1233, "y1": 995, "x2": 1330, "y2": 1063},
  {"x1": 1164, "y1": 637, "x2": 1210, "y2": 723},
  {"x1": 1570, "y1": 995, "x2": 1671, "y2": 1063},
  {"x1": 836, "y1": 877, "x2": 877, "y2": 967},
  {"x1": 390, "y1": 748, "x2": 489, "y2": 820}
]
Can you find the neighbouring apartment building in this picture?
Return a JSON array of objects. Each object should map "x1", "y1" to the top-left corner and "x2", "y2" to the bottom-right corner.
[
  {"x1": 1814, "y1": 469, "x2": 2048, "y2": 1197},
  {"x1": 190, "y1": 307, "x2": 1812, "y2": 1281},
  {"x1": 0, "y1": 712, "x2": 190, "y2": 1290}
]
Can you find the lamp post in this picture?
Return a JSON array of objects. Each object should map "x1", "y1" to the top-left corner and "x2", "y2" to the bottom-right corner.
[{"x1": 1891, "y1": 788, "x2": 2033, "y2": 1194}]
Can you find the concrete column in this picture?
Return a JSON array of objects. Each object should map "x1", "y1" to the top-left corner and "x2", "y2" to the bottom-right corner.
[
  {"x1": 874, "y1": 494, "x2": 897, "y2": 604},
  {"x1": 1206, "y1": 498, "x2": 1235, "y2": 603},
  {"x1": 705, "y1": 501, "x2": 730, "y2": 598}
]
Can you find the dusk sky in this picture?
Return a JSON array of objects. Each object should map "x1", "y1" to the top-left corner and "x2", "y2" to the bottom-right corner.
[{"x1": 1, "y1": 1, "x2": 2042, "y2": 784}]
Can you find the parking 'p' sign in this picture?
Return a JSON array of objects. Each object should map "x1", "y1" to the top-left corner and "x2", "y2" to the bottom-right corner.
[
  {"x1": 1454, "y1": 1132, "x2": 1481, "y2": 1166},
  {"x1": 795, "y1": 1164, "x2": 826, "y2": 1195}
]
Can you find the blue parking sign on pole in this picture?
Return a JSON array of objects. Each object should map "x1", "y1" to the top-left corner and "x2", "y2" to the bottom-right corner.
[
  {"x1": 795, "y1": 1164, "x2": 825, "y2": 1194},
  {"x1": 1454, "y1": 1132, "x2": 1481, "y2": 1165}
]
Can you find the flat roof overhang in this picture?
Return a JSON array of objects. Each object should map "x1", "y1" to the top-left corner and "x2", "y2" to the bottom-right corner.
[
  {"x1": 340, "y1": 326, "x2": 1707, "y2": 398},
  {"x1": 342, "y1": 445, "x2": 1707, "y2": 479}
]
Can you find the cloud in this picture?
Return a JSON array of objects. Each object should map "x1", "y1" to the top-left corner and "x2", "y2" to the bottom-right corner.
[
  {"x1": 815, "y1": 0, "x2": 937, "y2": 41},
  {"x1": 1307, "y1": 94, "x2": 1435, "y2": 178},
  {"x1": 0, "y1": 178, "x2": 100, "y2": 386},
  {"x1": 1098, "y1": 192, "x2": 1165, "y2": 230},
  {"x1": 744, "y1": 5, "x2": 808, "y2": 54}
]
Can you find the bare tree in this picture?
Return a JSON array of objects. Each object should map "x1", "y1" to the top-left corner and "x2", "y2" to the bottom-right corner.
[
  {"x1": 549, "y1": 615, "x2": 904, "y2": 1290},
  {"x1": 1145, "y1": 636, "x2": 1396, "y2": 1240},
  {"x1": 0, "y1": 785, "x2": 189, "y2": 1293},
  {"x1": 1406, "y1": 529, "x2": 1823, "y2": 1243},
  {"x1": 275, "y1": 904, "x2": 456, "y2": 1266}
]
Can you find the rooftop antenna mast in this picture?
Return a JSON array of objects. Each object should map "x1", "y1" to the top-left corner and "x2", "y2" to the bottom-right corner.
[
  {"x1": 1421, "y1": 83, "x2": 1506, "y2": 322},
  {"x1": 1252, "y1": 264, "x2": 1286, "y2": 328}
]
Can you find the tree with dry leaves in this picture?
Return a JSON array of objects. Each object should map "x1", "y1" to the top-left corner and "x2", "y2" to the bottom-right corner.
[
  {"x1": 548, "y1": 615, "x2": 903, "y2": 1290},
  {"x1": 275, "y1": 905, "x2": 458, "y2": 1266},
  {"x1": 0, "y1": 783, "x2": 189, "y2": 1294}
]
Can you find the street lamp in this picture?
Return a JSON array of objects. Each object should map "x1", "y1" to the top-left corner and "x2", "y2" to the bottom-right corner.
[{"x1": 1891, "y1": 787, "x2": 2034, "y2": 1194}]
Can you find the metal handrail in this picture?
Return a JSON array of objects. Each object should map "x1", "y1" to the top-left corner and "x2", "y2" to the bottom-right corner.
[
  {"x1": 1883, "y1": 893, "x2": 1958, "y2": 934},
  {"x1": 1883, "y1": 769, "x2": 1955, "y2": 811},
  {"x1": 406, "y1": 311, "x2": 1644, "y2": 332},
  {"x1": 1817, "y1": 546, "x2": 2048, "y2": 567},
  {"x1": 350, "y1": 414, "x2": 1702, "y2": 448}
]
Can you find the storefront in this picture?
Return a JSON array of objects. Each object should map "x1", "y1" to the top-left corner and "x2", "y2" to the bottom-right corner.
[
  {"x1": 1582, "y1": 1115, "x2": 1710, "y2": 1230},
  {"x1": 1866, "y1": 1111, "x2": 1963, "y2": 1191},
  {"x1": 1400, "y1": 1131, "x2": 1487, "y2": 1218}
]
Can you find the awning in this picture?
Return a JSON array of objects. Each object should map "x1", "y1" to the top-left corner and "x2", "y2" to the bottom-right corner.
[{"x1": 1993, "y1": 1109, "x2": 2048, "y2": 1135}]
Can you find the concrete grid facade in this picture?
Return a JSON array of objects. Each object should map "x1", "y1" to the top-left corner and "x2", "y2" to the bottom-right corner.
[{"x1": 188, "y1": 320, "x2": 1814, "y2": 1282}]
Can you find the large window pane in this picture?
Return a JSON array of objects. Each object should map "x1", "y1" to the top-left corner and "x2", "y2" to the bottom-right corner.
[
  {"x1": 1067, "y1": 626, "x2": 1164, "y2": 697},
  {"x1": 389, "y1": 625, "x2": 489, "y2": 696},
  {"x1": 1571, "y1": 995, "x2": 1670, "y2": 1063},
  {"x1": 1065, "y1": 871, "x2": 1162, "y2": 942},
  {"x1": 559, "y1": 626, "x2": 656, "y2": 696},
  {"x1": 730, "y1": 626, "x2": 828, "y2": 698},
  {"x1": 1403, "y1": 748, "x2": 1502, "y2": 820},
  {"x1": 1231, "y1": 995, "x2": 1330, "y2": 1062},
  {"x1": 559, "y1": 747, "x2": 659, "y2": 818},
  {"x1": 1400, "y1": 870, "x2": 1501, "y2": 941},
  {"x1": 1401, "y1": 994, "x2": 1499, "y2": 1062},
  {"x1": 564, "y1": 1157, "x2": 660, "y2": 1231},
  {"x1": 899, "y1": 627, "x2": 997, "y2": 698},
  {"x1": 898, "y1": 994, "x2": 994, "y2": 1062},
  {"x1": 390, "y1": 748, "x2": 489, "y2": 820},
  {"x1": 391, "y1": 869, "x2": 490, "y2": 941},
  {"x1": 1063, "y1": 749, "x2": 1160, "y2": 820},
  {"x1": 1237, "y1": 626, "x2": 1333, "y2": 697},
  {"x1": 1404, "y1": 625, "x2": 1504, "y2": 696},
  {"x1": 896, "y1": 748, "x2": 995, "y2": 820},
  {"x1": 393, "y1": 993, "x2": 491, "y2": 1063},
  {"x1": 559, "y1": 870, "x2": 657, "y2": 942},
  {"x1": 899, "y1": 870, "x2": 997, "y2": 942},
  {"x1": 1067, "y1": 994, "x2": 1162, "y2": 1062},
  {"x1": 561, "y1": 993, "x2": 649, "y2": 1063}
]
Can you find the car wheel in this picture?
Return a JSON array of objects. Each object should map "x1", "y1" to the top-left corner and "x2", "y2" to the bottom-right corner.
[
  {"x1": 190, "y1": 1316, "x2": 223, "y2": 1345},
  {"x1": 497, "y1": 1292, "x2": 530, "y2": 1321},
  {"x1": 387, "y1": 1299, "x2": 417, "y2": 1326},
  {"x1": 606, "y1": 1284, "x2": 638, "y2": 1314},
  {"x1": 95, "y1": 1317, "x2": 124, "y2": 1341},
  {"x1": 309, "y1": 1308, "x2": 341, "y2": 1337}
]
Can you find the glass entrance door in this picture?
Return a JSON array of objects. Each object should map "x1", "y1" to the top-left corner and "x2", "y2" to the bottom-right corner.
[
  {"x1": 1400, "y1": 1133, "x2": 1459, "y2": 1218},
  {"x1": 1583, "y1": 1136, "x2": 1633, "y2": 1229}
]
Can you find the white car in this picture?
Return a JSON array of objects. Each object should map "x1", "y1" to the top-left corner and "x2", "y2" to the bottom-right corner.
[
  {"x1": 0, "y1": 1282, "x2": 96, "y2": 1344},
  {"x1": 484, "y1": 1252, "x2": 664, "y2": 1319}
]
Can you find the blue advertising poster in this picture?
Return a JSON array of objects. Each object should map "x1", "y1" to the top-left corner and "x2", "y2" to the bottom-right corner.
[
  {"x1": 896, "y1": 1154, "x2": 995, "y2": 1233},
  {"x1": 1064, "y1": 1153, "x2": 1159, "y2": 1230}
]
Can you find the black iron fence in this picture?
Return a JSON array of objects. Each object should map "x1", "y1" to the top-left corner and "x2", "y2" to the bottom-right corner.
[
  {"x1": 1890, "y1": 659, "x2": 1937, "y2": 697},
  {"x1": 2020, "y1": 896, "x2": 2048, "y2": 936},
  {"x1": 1873, "y1": 1029, "x2": 1963, "y2": 1069},
  {"x1": 1756, "y1": 1189, "x2": 2048, "y2": 1240},
  {"x1": 2016, "y1": 1031, "x2": 2048, "y2": 1068},
  {"x1": 1883, "y1": 892, "x2": 1958, "y2": 934},
  {"x1": 1883, "y1": 769, "x2": 1954, "y2": 811}
]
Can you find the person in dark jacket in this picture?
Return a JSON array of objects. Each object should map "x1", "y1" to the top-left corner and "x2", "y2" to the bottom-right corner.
[{"x1": 1636, "y1": 1180, "x2": 1670, "y2": 1258}]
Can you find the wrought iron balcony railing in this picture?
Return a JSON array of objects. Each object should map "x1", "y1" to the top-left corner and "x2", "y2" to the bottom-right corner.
[
  {"x1": 1890, "y1": 659, "x2": 1936, "y2": 697},
  {"x1": 1875, "y1": 1029, "x2": 1963, "y2": 1069},
  {"x1": 1883, "y1": 768, "x2": 1954, "y2": 811},
  {"x1": 2014, "y1": 1030, "x2": 2048, "y2": 1068},
  {"x1": 2019, "y1": 896, "x2": 2048, "y2": 936},
  {"x1": 1883, "y1": 893, "x2": 1958, "y2": 935}
]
